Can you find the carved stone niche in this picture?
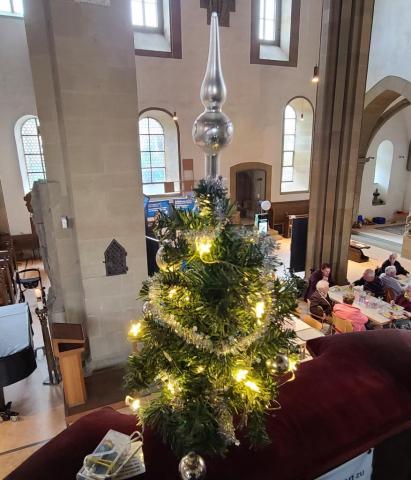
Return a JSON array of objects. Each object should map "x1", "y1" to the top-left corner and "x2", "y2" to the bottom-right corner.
[
  {"x1": 200, "y1": 0, "x2": 236, "y2": 27},
  {"x1": 104, "y1": 239, "x2": 128, "y2": 276}
]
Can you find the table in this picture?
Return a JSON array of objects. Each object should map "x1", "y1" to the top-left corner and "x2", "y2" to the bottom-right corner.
[
  {"x1": 398, "y1": 274, "x2": 411, "y2": 287},
  {"x1": 329, "y1": 286, "x2": 398, "y2": 327}
]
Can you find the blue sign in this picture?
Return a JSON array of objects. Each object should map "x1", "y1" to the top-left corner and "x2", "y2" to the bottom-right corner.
[
  {"x1": 147, "y1": 200, "x2": 170, "y2": 220},
  {"x1": 174, "y1": 197, "x2": 195, "y2": 212}
]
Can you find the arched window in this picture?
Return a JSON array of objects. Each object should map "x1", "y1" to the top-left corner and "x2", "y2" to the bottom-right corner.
[
  {"x1": 281, "y1": 98, "x2": 313, "y2": 193},
  {"x1": 15, "y1": 115, "x2": 46, "y2": 194},
  {"x1": 374, "y1": 140, "x2": 393, "y2": 196},
  {"x1": 282, "y1": 105, "x2": 296, "y2": 184},
  {"x1": 138, "y1": 110, "x2": 180, "y2": 196}
]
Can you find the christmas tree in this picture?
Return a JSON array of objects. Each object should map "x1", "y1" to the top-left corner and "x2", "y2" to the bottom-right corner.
[{"x1": 125, "y1": 176, "x2": 299, "y2": 457}]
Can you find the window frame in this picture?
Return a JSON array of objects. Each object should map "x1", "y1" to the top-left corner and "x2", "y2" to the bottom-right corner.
[
  {"x1": 139, "y1": 117, "x2": 167, "y2": 187},
  {"x1": 0, "y1": 0, "x2": 24, "y2": 18},
  {"x1": 15, "y1": 115, "x2": 47, "y2": 194},
  {"x1": 258, "y1": 0, "x2": 282, "y2": 47},
  {"x1": 250, "y1": 0, "x2": 301, "y2": 67},
  {"x1": 132, "y1": 0, "x2": 164, "y2": 34},
  {"x1": 134, "y1": 0, "x2": 182, "y2": 59},
  {"x1": 138, "y1": 107, "x2": 182, "y2": 197},
  {"x1": 281, "y1": 105, "x2": 296, "y2": 184}
]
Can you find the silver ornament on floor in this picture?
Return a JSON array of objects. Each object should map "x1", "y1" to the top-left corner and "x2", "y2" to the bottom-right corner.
[{"x1": 178, "y1": 452, "x2": 207, "y2": 480}]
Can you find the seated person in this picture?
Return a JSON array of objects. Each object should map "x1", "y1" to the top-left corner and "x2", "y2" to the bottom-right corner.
[
  {"x1": 379, "y1": 265, "x2": 404, "y2": 300},
  {"x1": 305, "y1": 263, "x2": 333, "y2": 301},
  {"x1": 309, "y1": 280, "x2": 333, "y2": 319},
  {"x1": 353, "y1": 268, "x2": 385, "y2": 298},
  {"x1": 394, "y1": 286, "x2": 411, "y2": 329},
  {"x1": 380, "y1": 253, "x2": 409, "y2": 276},
  {"x1": 333, "y1": 293, "x2": 368, "y2": 332},
  {"x1": 396, "y1": 285, "x2": 411, "y2": 314}
]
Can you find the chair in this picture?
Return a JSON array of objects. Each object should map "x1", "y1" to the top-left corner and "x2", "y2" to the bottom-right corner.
[
  {"x1": 302, "y1": 314, "x2": 323, "y2": 330},
  {"x1": 385, "y1": 288, "x2": 396, "y2": 303},
  {"x1": 331, "y1": 313, "x2": 354, "y2": 334}
]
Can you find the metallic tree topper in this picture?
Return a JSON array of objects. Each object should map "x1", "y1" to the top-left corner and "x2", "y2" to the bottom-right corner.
[{"x1": 192, "y1": 12, "x2": 234, "y2": 177}]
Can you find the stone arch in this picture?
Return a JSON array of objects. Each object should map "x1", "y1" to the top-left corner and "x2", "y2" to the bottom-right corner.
[
  {"x1": 353, "y1": 76, "x2": 411, "y2": 220},
  {"x1": 360, "y1": 76, "x2": 411, "y2": 158}
]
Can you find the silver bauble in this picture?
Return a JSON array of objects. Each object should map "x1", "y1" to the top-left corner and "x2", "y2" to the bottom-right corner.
[
  {"x1": 156, "y1": 246, "x2": 168, "y2": 271},
  {"x1": 275, "y1": 354, "x2": 289, "y2": 374},
  {"x1": 192, "y1": 110, "x2": 233, "y2": 156},
  {"x1": 178, "y1": 452, "x2": 207, "y2": 480}
]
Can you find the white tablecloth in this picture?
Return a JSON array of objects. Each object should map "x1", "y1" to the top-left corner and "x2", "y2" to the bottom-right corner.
[
  {"x1": 0, "y1": 303, "x2": 31, "y2": 358},
  {"x1": 329, "y1": 286, "x2": 400, "y2": 326}
]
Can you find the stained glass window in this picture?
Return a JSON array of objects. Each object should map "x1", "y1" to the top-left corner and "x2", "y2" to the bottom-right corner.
[
  {"x1": 139, "y1": 117, "x2": 166, "y2": 186},
  {"x1": 19, "y1": 117, "x2": 46, "y2": 192}
]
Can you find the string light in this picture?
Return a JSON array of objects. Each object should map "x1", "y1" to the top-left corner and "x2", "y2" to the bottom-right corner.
[
  {"x1": 127, "y1": 320, "x2": 142, "y2": 340},
  {"x1": 168, "y1": 287, "x2": 178, "y2": 299},
  {"x1": 195, "y1": 236, "x2": 213, "y2": 258},
  {"x1": 255, "y1": 301, "x2": 265, "y2": 319},
  {"x1": 125, "y1": 395, "x2": 140, "y2": 412},
  {"x1": 234, "y1": 369, "x2": 248, "y2": 382},
  {"x1": 167, "y1": 381, "x2": 176, "y2": 395},
  {"x1": 196, "y1": 366, "x2": 205, "y2": 373},
  {"x1": 244, "y1": 380, "x2": 260, "y2": 392}
]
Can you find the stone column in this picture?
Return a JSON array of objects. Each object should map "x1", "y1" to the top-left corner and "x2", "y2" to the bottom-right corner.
[
  {"x1": 306, "y1": 0, "x2": 375, "y2": 284},
  {"x1": 24, "y1": 0, "x2": 148, "y2": 369}
]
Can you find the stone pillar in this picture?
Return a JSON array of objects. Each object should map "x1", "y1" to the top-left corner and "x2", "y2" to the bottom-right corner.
[
  {"x1": 306, "y1": 0, "x2": 375, "y2": 284},
  {"x1": 24, "y1": 0, "x2": 148, "y2": 369}
]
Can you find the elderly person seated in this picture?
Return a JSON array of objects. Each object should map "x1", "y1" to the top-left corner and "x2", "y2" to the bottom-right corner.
[
  {"x1": 333, "y1": 293, "x2": 368, "y2": 332},
  {"x1": 380, "y1": 253, "x2": 409, "y2": 276},
  {"x1": 394, "y1": 285, "x2": 411, "y2": 329},
  {"x1": 379, "y1": 265, "x2": 404, "y2": 300},
  {"x1": 353, "y1": 268, "x2": 385, "y2": 298},
  {"x1": 309, "y1": 280, "x2": 334, "y2": 320},
  {"x1": 396, "y1": 285, "x2": 411, "y2": 314},
  {"x1": 305, "y1": 263, "x2": 334, "y2": 301}
]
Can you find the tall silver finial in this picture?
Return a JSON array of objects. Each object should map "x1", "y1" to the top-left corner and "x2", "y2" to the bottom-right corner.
[{"x1": 192, "y1": 12, "x2": 233, "y2": 177}]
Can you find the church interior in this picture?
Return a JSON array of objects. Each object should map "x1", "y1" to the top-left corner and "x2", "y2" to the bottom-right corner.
[{"x1": 0, "y1": 1, "x2": 410, "y2": 479}]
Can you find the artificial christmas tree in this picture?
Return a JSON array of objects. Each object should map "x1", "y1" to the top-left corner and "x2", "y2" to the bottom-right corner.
[
  {"x1": 125, "y1": 177, "x2": 299, "y2": 457},
  {"x1": 125, "y1": 11, "x2": 299, "y2": 468}
]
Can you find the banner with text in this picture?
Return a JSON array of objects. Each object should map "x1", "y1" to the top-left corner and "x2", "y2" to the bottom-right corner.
[{"x1": 315, "y1": 449, "x2": 373, "y2": 480}]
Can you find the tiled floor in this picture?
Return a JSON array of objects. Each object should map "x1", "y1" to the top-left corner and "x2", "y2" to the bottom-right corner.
[{"x1": 1, "y1": 238, "x2": 410, "y2": 477}]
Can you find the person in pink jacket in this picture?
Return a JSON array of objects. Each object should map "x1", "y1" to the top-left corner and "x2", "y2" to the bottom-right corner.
[{"x1": 333, "y1": 294, "x2": 368, "y2": 332}]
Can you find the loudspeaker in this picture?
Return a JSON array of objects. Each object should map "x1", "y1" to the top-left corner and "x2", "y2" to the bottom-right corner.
[{"x1": 290, "y1": 217, "x2": 308, "y2": 273}]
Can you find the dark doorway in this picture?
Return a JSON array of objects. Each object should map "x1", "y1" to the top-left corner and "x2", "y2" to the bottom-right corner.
[{"x1": 236, "y1": 169, "x2": 266, "y2": 219}]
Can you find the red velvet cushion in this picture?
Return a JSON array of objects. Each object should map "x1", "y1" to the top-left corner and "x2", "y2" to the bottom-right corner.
[
  {"x1": 5, "y1": 408, "x2": 138, "y2": 480},
  {"x1": 7, "y1": 331, "x2": 411, "y2": 480}
]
